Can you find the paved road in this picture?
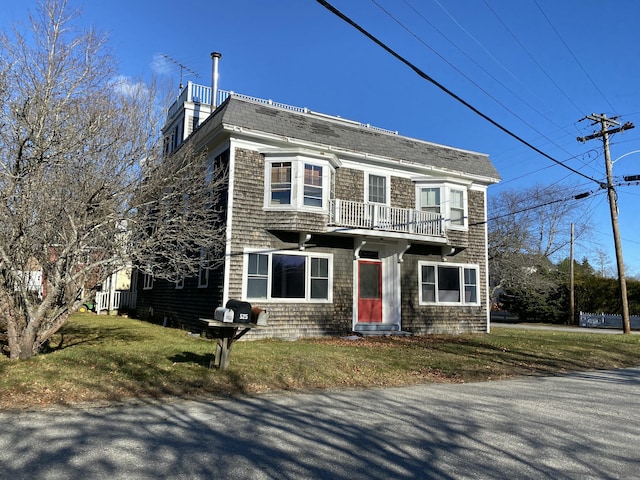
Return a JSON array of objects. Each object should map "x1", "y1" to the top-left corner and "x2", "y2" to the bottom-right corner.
[
  {"x1": 2, "y1": 368, "x2": 640, "y2": 479},
  {"x1": 491, "y1": 322, "x2": 639, "y2": 335}
]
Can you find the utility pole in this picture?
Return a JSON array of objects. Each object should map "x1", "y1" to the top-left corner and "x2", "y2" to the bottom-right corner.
[
  {"x1": 578, "y1": 114, "x2": 634, "y2": 334},
  {"x1": 570, "y1": 223, "x2": 574, "y2": 325}
]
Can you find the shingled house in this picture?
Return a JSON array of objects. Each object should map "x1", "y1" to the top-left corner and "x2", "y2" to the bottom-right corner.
[{"x1": 135, "y1": 80, "x2": 500, "y2": 338}]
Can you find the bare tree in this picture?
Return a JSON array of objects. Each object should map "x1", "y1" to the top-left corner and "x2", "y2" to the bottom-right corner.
[
  {"x1": 488, "y1": 184, "x2": 590, "y2": 307},
  {"x1": 0, "y1": 0, "x2": 225, "y2": 359}
]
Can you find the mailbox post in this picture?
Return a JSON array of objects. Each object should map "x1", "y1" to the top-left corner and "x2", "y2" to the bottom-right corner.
[{"x1": 199, "y1": 301, "x2": 268, "y2": 370}]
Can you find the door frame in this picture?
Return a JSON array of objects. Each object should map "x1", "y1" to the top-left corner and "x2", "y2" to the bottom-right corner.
[{"x1": 357, "y1": 259, "x2": 383, "y2": 323}]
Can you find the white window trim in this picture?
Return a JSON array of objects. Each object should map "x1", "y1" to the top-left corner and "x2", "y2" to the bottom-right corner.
[
  {"x1": 242, "y1": 249, "x2": 333, "y2": 303},
  {"x1": 418, "y1": 261, "x2": 480, "y2": 306},
  {"x1": 416, "y1": 182, "x2": 469, "y2": 230},
  {"x1": 365, "y1": 172, "x2": 391, "y2": 205},
  {"x1": 263, "y1": 155, "x2": 331, "y2": 212}
]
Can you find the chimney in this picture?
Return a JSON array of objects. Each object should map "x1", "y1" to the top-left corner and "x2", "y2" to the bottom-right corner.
[{"x1": 210, "y1": 52, "x2": 222, "y2": 108}]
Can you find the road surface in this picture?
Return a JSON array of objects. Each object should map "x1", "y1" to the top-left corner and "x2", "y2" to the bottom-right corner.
[{"x1": 2, "y1": 367, "x2": 639, "y2": 479}]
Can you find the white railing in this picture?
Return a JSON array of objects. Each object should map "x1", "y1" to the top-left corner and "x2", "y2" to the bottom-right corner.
[
  {"x1": 167, "y1": 83, "x2": 398, "y2": 135},
  {"x1": 329, "y1": 199, "x2": 444, "y2": 237},
  {"x1": 95, "y1": 290, "x2": 137, "y2": 315}
]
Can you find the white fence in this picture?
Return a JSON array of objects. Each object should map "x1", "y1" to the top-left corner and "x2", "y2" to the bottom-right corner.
[
  {"x1": 579, "y1": 311, "x2": 640, "y2": 329},
  {"x1": 95, "y1": 290, "x2": 136, "y2": 315}
]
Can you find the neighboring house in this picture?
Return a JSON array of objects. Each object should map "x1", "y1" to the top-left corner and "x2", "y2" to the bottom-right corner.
[{"x1": 135, "y1": 80, "x2": 501, "y2": 338}]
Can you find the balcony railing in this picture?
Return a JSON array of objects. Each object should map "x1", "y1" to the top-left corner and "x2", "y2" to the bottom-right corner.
[{"x1": 329, "y1": 199, "x2": 444, "y2": 237}]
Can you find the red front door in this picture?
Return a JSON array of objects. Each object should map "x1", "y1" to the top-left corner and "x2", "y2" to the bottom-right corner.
[{"x1": 358, "y1": 260, "x2": 382, "y2": 322}]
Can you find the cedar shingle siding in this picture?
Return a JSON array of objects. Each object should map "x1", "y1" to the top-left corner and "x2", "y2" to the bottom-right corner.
[{"x1": 136, "y1": 94, "x2": 500, "y2": 338}]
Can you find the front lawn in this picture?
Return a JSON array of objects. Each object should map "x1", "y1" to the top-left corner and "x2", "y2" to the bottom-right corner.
[{"x1": 1, "y1": 314, "x2": 639, "y2": 410}]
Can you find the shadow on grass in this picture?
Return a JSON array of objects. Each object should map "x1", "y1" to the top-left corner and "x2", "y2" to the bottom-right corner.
[{"x1": 169, "y1": 351, "x2": 216, "y2": 368}]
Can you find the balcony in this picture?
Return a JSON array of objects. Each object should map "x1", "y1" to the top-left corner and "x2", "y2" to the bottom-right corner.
[{"x1": 329, "y1": 199, "x2": 445, "y2": 238}]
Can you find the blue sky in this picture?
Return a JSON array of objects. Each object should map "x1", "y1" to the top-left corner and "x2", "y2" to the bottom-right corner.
[{"x1": 3, "y1": 0, "x2": 640, "y2": 277}]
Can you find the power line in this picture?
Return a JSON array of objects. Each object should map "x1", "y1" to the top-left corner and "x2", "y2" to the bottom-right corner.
[
  {"x1": 533, "y1": 0, "x2": 616, "y2": 113},
  {"x1": 316, "y1": 0, "x2": 603, "y2": 186},
  {"x1": 481, "y1": 0, "x2": 584, "y2": 116},
  {"x1": 380, "y1": 0, "x2": 577, "y2": 159},
  {"x1": 472, "y1": 188, "x2": 603, "y2": 227}
]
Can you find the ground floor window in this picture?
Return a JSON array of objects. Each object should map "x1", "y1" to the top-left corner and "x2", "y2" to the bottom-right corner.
[
  {"x1": 245, "y1": 250, "x2": 332, "y2": 302},
  {"x1": 419, "y1": 261, "x2": 479, "y2": 305}
]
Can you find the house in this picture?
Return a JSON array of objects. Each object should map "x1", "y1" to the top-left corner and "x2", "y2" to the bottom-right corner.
[{"x1": 135, "y1": 78, "x2": 501, "y2": 338}]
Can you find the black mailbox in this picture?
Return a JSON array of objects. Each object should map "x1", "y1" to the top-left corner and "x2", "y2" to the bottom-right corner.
[{"x1": 225, "y1": 299, "x2": 252, "y2": 323}]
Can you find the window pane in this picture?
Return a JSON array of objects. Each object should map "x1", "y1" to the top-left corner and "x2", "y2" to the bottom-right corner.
[
  {"x1": 422, "y1": 265, "x2": 435, "y2": 283},
  {"x1": 304, "y1": 164, "x2": 322, "y2": 186},
  {"x1": 271, "y1": 162, "x2": 292, "y2": 205},
  {"x1": 248, "y1": 253, "x2": 268, "y2": 275},
  {"x1": 438, "y1": 266, "x2": 460, "y2": 302},
  {"x1": 422, "y1": 284, "x2": 435, "y2": 302},
  {"x1": 420, "y1": 188, "x2": 440, "y2": 213},
  {"x1": 248, "y1": 278, "x2": 268, "y2": 298},
  {"x1": 271, "y1": 254, "x2": 305, "y2": 298},
  {"x1": 465, "y1": 286, "x2": 477, "y2": 303},
  {"x1": 311, "y1": 257, "x2": 328, "y2": 277},
  {"x1": 311, "y1": 279, "x2": 328, "y2": 299},
  {"x1": 451, "y1": 189, "x2": 464, "y2": 208},
  {"x1": 464, "y1": 268, "x2": 476, "y2": 284},
  {"x1": 450, "y1": 208, "x2": 464, "y2": 225},
  {"x1": 368, "y1": 175, "x2": 386, "y2": 204}
]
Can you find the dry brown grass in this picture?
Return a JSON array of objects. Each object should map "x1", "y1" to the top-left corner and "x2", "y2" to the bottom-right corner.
[{"x1": 2, "y1": 314, "x2": 639, "y2": 410}]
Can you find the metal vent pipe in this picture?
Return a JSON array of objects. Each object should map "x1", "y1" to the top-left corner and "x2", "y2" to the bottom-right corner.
[{"x1": 210, "y1": 52, "x2": 222, "y2": 108}]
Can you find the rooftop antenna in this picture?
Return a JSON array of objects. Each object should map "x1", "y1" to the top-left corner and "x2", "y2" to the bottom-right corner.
[{"x1": 161, "y1": 54, "x2": 200, "y2": 90}]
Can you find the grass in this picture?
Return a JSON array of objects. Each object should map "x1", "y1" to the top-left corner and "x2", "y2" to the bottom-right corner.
[{"x1": 1, "y1": 313, "x2": 640, "y2": 410}]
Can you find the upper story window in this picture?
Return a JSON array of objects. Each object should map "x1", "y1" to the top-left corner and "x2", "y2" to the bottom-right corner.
[
  {"x1": 264, "y1": 151, "x2": 334, "y2": 211},
  {"x1": 417, "y1": 182, "x2": 468, "y2": 229},
  {"x1": 367, "y1": 174, "x2": 387, "y2": 204},
  {"x1": 304, "y1": 164, "x2": 323, "y2": 207},
  {"x1": 270, "y1": 162, "x2": 292, "y2": 205}
]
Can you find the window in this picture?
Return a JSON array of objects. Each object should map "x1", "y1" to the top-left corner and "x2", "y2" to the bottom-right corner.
[
  {"x1": 304, "y1": 164, "x2": 323, "y2": 207},
  {"x1": 310, "y1": 257, "x2": 329, "y2": 299},
  {"x1": 272, "y1": 254, "x2": 305, "y2": 298},
  {"x1": 450, "y1": 189, "x2": 465, "y2": 226},
  {"x1": 270, "y1": 162, "x2": 292, "y2": 205},
  {"x1": 368, "y1": 174, "x2": 387, "y2": 204},
  {"x1": 417, "y1": 184, "x2": 468, "y2": 229},
  {"x1": 175, "y1": 278, "x2": 184, "y2": 289},
  {"x1": 265, "y1": 155, "x2": 331, "y2": 210},
  {"x1": 419, "y1": 262, "x2": 479, "y2": 305},
  {"x1": 420, "y1": 188, "x2": 440, "y2": 214},
  {"x1": 143, "y1": 268, "x2": 153, "y2": 290},
  {"x1": 247, "y1": 253, "x2": 269, "y2": 298},
  {"x1": 245, "y1": 251, "x2": 332, "y2": 301},
  {"x1": 198, "y1": 249, "x2": 210, "y2": 288}
]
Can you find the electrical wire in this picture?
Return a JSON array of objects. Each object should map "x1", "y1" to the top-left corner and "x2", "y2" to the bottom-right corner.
[
  {"x1": 533, "y1": 0, "x2": 616, "y2": 113},
  {"x1": 399, "y1": 0, "x2": 570, "y2": 136},
  {"x1": 316, "y1": 0, "x2": 603, "y2": 187},
  {"x1": 481, "y1": 0, "x2": 584, "y2": 116}
]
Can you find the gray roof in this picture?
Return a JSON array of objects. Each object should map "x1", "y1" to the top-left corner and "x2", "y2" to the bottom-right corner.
[{"x1": 207, "y1": 96, "x2": 500, "y2": 181}]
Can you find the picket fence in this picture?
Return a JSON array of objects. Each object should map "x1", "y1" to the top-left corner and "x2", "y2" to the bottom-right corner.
[{"x1": 579, "y1": 311, "x2": 640, "y2": 329}]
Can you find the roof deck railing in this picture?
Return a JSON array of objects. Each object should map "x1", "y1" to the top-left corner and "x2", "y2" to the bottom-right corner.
[{"x1": 167, "y1": 82, "x2": 398, "y2": 135}]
